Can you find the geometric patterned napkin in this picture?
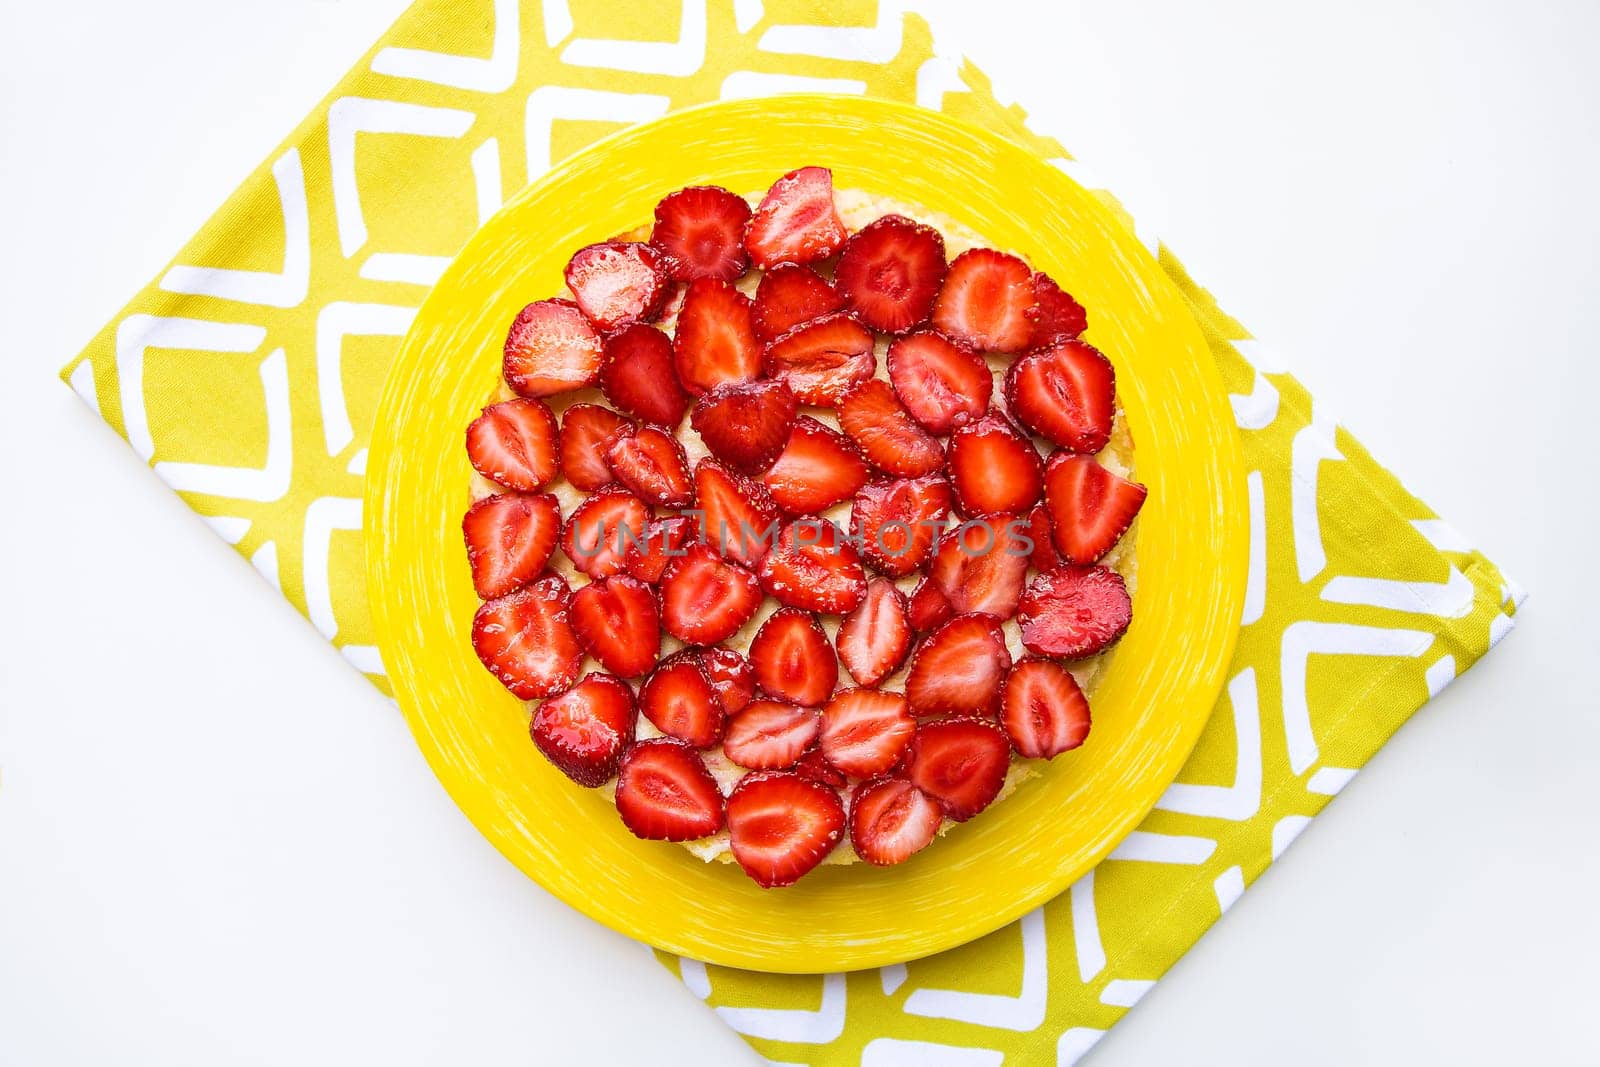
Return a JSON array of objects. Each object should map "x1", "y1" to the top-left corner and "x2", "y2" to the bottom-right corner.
[{"x1": 58, "y1": 2, "x2": 1523, "y2": 1062}]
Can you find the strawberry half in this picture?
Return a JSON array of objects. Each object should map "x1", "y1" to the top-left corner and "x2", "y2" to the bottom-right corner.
[
  {"x1": 697, "y1": 646, "x2": 756, "y2": 716},
  {"x1": 690, "y1": 378, "x2": 797, "y2": 476},
  {"x1": 723, "y1": 700, "x2": 820, "y2": 770},
  {"x1": 886, "y1": 330, "x2": 992, "y2": 434},
  {"x1": 904, "y1": 613, "x2": 1013, "y2": 718},
  {"x1": 1005, "y1": 339, "x2": 1116, "y2": 454},
  {"x1": 570, "y1": 574, "x2": 661, "y2": 678},
  {"x1": 794, "y1": 747, "x2": 848, "y2": 789},
  {"x1": 693, "y1": 459, "x2": 781, "y2": 566},
  {"x1": 564, "y1": 241, "x2": 669, "y2": 332},
  {"x1": 907, "y1": 575, "x2": 954, "y2": 632},
  {"x1": 558, "y1": 404, "x2": 633, "y2": 491},
  {"x1": 834, "y1": 214, "x2": 947, "y2": 333},
  {"x1": 625, "y1": 514, "x2": 699, "y2": 584},
  {"x1": 640, "y1": 653, "x2": 725, "y2": 748},
  {"x1": 562, "y1": 488, "x2": 649, "y2": 580},
  {"x1": 530, "y1": 672, "x2": 636, "y2": 787},
  {"x1": 1021, "y1": 502, "x2": 1061, "y2": 572},
  {"x1": 761, "y1": 417, "x2": 869, "y2": 516},
  {"x1": 462, "y1": 491, "x2": 561, "y2": 600},
  {"x1": 743, "y1": 166, "x2": 847, "y2": 269},
  {"x1": 764, "y1": 312, "x2": 876, "y2": 406},
  {"x1": 849, "y1": 778, "x2": 943, "y2": 866},
  {"x1": 599, "y1": 323, "x2": 690, "y2": 427},
  {"x1": 466, "y1": 398, "x2": 558, "y2": 491},
  {"x1": 930, "y1": 247, "x2": 1034, "y2": 353},
  {"x1": 1018, "y1": 565, "x2": 1132, "y2": 659},
  {"x1": 1025, "y1": 271, "x2": 1088, "y2": 347},
  {"x1": 819, "y1": 688, "x2": 915, "y2": 779},
  {"x1": 615, "y1": 738, "x2": 725, "y2": 841},
  {"x1": 837, "y1": 379, "x2": 944, "y2": 478},
  {"x1": 1001, "y1": 659, "x2": 1091, "y2": 759},
  {"x1": 672, "y1": 278, "x2": 762, "y2": 395},
  {"x1": 726, "y1": 771, "x2": 845, "y2": 887},
  {"x1": 471, "y1": 577, "x2": 583, "y2": 700},
  {"x1": 757, "y1": 519, "x2": 868, "y2": 614},
  {"x1": 850, "y1": 475, "x2": 952, "y2": 578},
  {"x1": 948, "y1": 412, "x2": 1044, "y2": 516},
  {"x1": 1042, "y1": 452, "x2": 1147, "y2": 563},
  {"x1": 503, "y1": 298, "x2": 605, "y2": 398},
  {"x1": 926, "y1": 516, "x2": 1030, "y2": 619},
  {"x1": 835, "y1": 578, "x2": 912, "y2": 687},
  {"x1": 650, "y1": 185, "x2": 752, "y2": 282},
  {"x1": 658, "y1": 543, "x2": 763, "y2": 645},
  {"x1": 753, "y1": 262, "x2": 844, "y2": 342},
  {"x1": 905, "y1": 717, "x2": 1010, "y2": 821},
  {"x1": 605, "y1": 425, "x2": 692, "y2": 507},
  {"x1": 749, "y1": 608, "x2": 837, "y2": 707}
]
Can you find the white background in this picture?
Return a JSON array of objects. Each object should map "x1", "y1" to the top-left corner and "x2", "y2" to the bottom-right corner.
[{"x1": 1, "y1": 0, "x2": 1596, "y2": 1063}]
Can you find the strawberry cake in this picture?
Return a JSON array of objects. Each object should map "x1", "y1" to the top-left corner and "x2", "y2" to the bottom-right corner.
[{"x1": 462, "y1": 167, "x2": 1146, "y2": 888}]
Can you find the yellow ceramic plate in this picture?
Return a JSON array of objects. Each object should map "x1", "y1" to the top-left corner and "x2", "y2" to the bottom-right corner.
[{"x1": 366, "y1": 95, "x2": 1246, "y2": 974}]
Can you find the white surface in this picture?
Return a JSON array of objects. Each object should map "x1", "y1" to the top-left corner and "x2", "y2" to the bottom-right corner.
[{"x1": 1, "y1": 0, "x2": 1596, "y2": 1063}]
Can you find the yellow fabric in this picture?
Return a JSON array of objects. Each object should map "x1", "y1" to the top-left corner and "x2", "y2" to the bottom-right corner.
[{"x1": 59, "y1": 2, "x2": 1522, "y2": 1061}]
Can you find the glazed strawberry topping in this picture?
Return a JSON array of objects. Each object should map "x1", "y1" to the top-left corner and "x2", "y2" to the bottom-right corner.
[
  {"x1": 467, "y1": 398, "x2": 558, "y2": 491},
  {"x1": 466, "y1": 171, "x2": 1146, "y2": 886}
]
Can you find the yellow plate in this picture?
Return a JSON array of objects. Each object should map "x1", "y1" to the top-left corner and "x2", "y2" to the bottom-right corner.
[{"x1": 366, "y1": 95, "x2": 1247, "y2": 974}]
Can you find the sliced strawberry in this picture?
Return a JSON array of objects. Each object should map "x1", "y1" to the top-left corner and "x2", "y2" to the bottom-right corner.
[
  {"x1": 837, "y1": 379, "x2": 943, "y2": 478},
  {"x1": 1002, "y1": 659, "x2": 1091, "y2": 759},
  {"x1": 757, "y1": 519, "x2": 867, "y2": 614},
  {"x1": 471, "y1": 577, "x2": 583, "y2": 699},
  {"x1": 562, "y1": 488, "x2": 649, "y2": 580},
  {"x1": 819, "y1": 689, "x2": 914, "y2": 779},
  {"x1": 599, "y1": 323, "x2": 690, "y2": 427},
  {"x1": 503, "y1": 299, "x2": 605, "y2": 398},
  {"x1": 743, "y1": 166, "x2": 847, "y2": 270},
  {"x1": 753, "y1": 262, "x2": 844, "y2": 342},
  {"x1": 761, "y1": 416, "x2": 870, "y2": 516},
  {"x1": 624, "y1": 514, "x2": 698, "y2": 584},
  {"x1": 605, "y1": 425, "x2": 692, "y2": 507},
  {"x1": 558, "y1": 404, "x2": 633, "y2": 491},
  {"x1": 886, "y1": 330, "x2": 992, "y2": 434},
  {"x1": 947, "y1": 412, "x2": 1043, "y2": 517},
  {"x1": 794, "y1": 747, "x2": 848, "y2": 789},
  {"x1": 1018, "y1": 565, "x2": 1132, "y2": 659},
  {"x1": 850, "y1": 475, "x2": 952, "y2": 578},
  {"x1": 904, "y1": 614, "x2": 1013, "y2": 718},
  {"x1": 639, "y1": 654, "x2": 724, "y2": 748},
  {"x1": 726, "y1": 771, "x2": 845, "y2": 887},
  {"x1": 615, "y1": 738, "x2": 725, "y2": 841},
  {"x1": 905, "y1": 717, "x2": 1010, "y2": 821},
  {"x1": 693, "y1": 459, "x2": 782, "y2": 566},
  {"x1": 466, "y1": 398, "x2": 558, "y2": 491},
  {"x1": 1042, "y1": 452, "x2": 1147, "y2": 563},
  {"x1": 462, "y1": 491, "x2": 561, "y2": 600},
  {"x1": 1005, "y1": 339, "x2": 1115, "y2": 453},
  {"x1": 930, "y1": 247, "x2": 1034, "y2": 353},
  {"x1": 926, "y1": 516, "x2": 1030, "y2": 619},
  {"x1": 563, "y1": 240, "x2": 669, "y2": 332},
  {"x1": 649, "y1": 185, "x2": 752, "y2": 282},
  {"x1": 849, "y1": 778, "x2": 943, "y2": 866},
  {"x1": 658, "y1": 543, "x2": 763, "y2": 645},
  {"x1": 834, "y1": 214, "x2": 947, "y2": 333},
  {"x1": 763, "y1": 312, "x2": 876, "y2": 406},
  {"x1": 749, "y1": 608, "x2": 837, "y2": 707},
  {"x1": 689, "y1": 378, "x2": 797, "y2": 475},
  {"x1": 530, "y1": 672, "x2": 635, "y2": 787},
  {"x1": 907, "y1": 575, "x2": 954, "y2": 633},
  {"x1": 672, "y1": 278, "x2": 762, "y2": 395},
  {"x1": 835, "y1": 578, "x2": 912, "y2": 687},
  {"x1": 1022, "y1": 502, "x2": 1060, "y2": 572},
  {"x1": 570, "y1": 574, "x2": 660, "y2": 678},
  {"x1": 696, "y1": 647, "x2": 756, "y2": 715},
  {"x1": 1025, "y1": 271, "x2": 1088, "y2": 347},
  {"x1": 723, "y1": 700, "x2": 820, "y2": 770}
]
